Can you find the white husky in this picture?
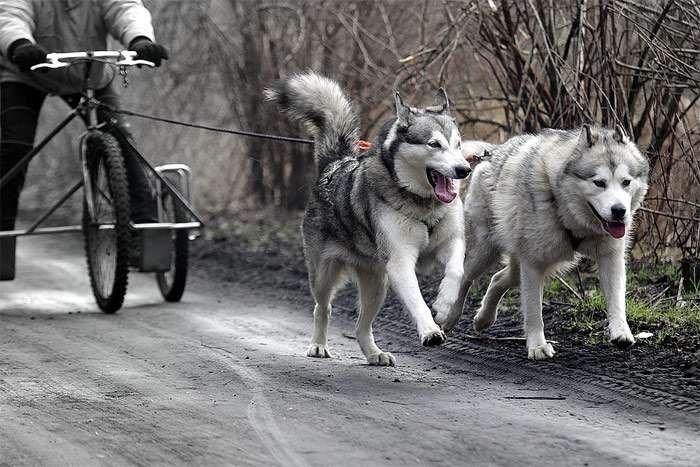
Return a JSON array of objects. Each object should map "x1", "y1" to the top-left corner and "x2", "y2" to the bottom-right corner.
[{"x1": 435, "y1": 125, "x2": 650, "y2": 359}]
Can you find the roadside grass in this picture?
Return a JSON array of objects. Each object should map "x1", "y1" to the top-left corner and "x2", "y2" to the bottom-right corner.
[{"x1": 555, "y1": 264, "x2": 700, "y2": 348}]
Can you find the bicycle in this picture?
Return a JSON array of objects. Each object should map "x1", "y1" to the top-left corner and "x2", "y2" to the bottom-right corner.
[{"x1": 0, "y1": 51, "x2": 203, "y2": 312}]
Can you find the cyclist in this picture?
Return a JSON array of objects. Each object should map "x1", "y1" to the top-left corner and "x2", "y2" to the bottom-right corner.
[{"x1": 0, "y1": 0, "x2": 169, "y2": 280}]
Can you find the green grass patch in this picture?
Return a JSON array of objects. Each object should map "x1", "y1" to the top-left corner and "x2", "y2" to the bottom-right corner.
[
  {"x1": 544, "y1": 276, "x2": 567, "y2": 299},
  {"x1": 563, "y1": 291, "x2": 607, "y2": 344},
  {"x1": 626, "y1": 297, "x2": 700, "y2": 344},
  {"x1": 565, "y1": 289, "x2": 700, "y2": 346}
]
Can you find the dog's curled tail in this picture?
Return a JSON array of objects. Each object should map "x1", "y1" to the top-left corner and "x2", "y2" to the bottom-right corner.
[{"x1": 265, "y1": 72, "x2": 360, "y2": 172}]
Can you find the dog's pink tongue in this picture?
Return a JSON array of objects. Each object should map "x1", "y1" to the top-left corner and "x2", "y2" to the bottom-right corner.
[
  {"x1": 433, "y1": 172, "x2": 457, "y2": 203},
  {"x1": 606, "y1": 222, "x2": 626, "y2": 239}
]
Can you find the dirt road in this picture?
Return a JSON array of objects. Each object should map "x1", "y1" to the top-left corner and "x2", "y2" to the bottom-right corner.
[{"x1": 1, "y1": 236, "x2": 698, "y2": 466}]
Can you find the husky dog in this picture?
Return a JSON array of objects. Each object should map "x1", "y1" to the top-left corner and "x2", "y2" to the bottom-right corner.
[
  {"x1": 435, "y1": 125, "x2": 649, "y2": 360},
  {"x1": 265, "y1": 73, "x2": 470, "y2": 366}
]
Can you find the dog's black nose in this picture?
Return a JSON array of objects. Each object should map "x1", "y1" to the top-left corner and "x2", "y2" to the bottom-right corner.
[
  {"x1": 454, "y1": 165, "x2": 471, "y2": 179},
  {"x1": 611, "y1": 204, "x2": 626, "y2": 220}
]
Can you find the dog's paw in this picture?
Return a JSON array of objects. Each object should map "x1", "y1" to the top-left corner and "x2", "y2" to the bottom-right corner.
[
  {"x1": 306, "y1": 343, "x2": 332, "y2": 358},
  {"x1": 421, "y1": 328, "x2": 447, "y2": 347},
  {"x1": 473, "y1": 308, "x2": 497, "y2": 332},
  {"x1": 609, "y1": 322, "x2": 635, "y2": 349},
  {"x1": 367, "y1": 351, "x2": 396, "y2": 367},
  {"x1": 527, "y1": 343, "x2": 556, "y2": 360}
]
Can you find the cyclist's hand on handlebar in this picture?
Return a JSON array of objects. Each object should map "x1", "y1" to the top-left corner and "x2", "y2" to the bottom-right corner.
[
  {"x1": 129, "y1": 37, "x2": 169, "y2": 67},
  {"x1": 9, "y1": 39, "x2": 48, "y2": 72}
]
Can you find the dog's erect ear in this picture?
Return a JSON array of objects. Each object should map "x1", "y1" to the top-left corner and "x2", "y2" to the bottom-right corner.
[
  {"x1": 425, "y1": 88, "x2": 450, "y2": 114},
  {"x1": 394, "y1": 91, "x2": 411, "y2": 126},
  {"x1": 580, "y1": 124, "x2": 596, "y2": 148},
  {"x1": 613, "y1": 124, "x2": 629, "y2": 144},
  {"x1": 435, "y1": 88, "x2": 449, "y2": 114}
]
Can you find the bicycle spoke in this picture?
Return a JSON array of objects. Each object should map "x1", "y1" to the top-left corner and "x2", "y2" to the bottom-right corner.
[
  {"x1": 93, "y1": 161, "x2": 115, "y2": 223},
  {"x1": 97, "y1": 186, "x2": 113, "y2": 206},
  {"x1": 88, "y1": 156, "x2": 118, "y2": 297}
]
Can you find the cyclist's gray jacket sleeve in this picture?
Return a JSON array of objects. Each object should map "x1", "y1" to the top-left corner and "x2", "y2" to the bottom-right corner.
[
  {"x1": 102, "y1": 0, "x2": 155, "y2": 46},
  {"x1": 0, "y1": 0, "x2": 36, "y2": 57},
  {"x1": 0, "y1": 0, "x2": 157, "y2": 94}
]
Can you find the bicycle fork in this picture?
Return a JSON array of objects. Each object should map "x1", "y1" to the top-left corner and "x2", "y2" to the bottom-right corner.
[{"x1": 80, "y1": 88, "x2": 100, "y2": 223}]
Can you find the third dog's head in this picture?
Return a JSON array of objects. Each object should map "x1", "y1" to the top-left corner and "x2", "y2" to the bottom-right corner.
[
  {"x1": 562, "y1": 125, "x2": 649, "y2": 239},
  {"x1": 379, "y1": 90, "x2": 470, "y2": 204}
]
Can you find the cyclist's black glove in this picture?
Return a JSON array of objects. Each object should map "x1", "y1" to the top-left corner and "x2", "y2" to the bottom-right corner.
[
  {"x1": 9, "y1": 39, "x2": 47, "y2": 72},
  {"x1": 129, "y1": 37, "x2": 169, "y2": 67}
]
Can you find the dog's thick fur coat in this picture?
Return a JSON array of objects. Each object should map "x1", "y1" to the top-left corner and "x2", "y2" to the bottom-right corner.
[
  {"x1": 435, "y1": 126, "x2": 649, "y2": 359},
  {"x1": 266, "y1": 73, "x2": 470, "y2": 366}
]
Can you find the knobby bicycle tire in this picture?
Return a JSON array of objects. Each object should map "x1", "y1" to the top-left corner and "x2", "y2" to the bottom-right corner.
[
  {"x1": 156, "y1": 179, "x2": 189, "y2": 302},
  {"x1": 82, "y1": 132, "x2": 130, "y2": 313}
]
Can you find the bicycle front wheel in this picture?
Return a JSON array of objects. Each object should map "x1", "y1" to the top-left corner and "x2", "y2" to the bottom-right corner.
[{"x1": 82, "y1": 132, "x2": 130, "y2": 313}]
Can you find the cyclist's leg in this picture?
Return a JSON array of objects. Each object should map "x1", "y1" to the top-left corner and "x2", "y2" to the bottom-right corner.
[{"x1": 0, "y1": 82, "x2": 46, "y2": 280}]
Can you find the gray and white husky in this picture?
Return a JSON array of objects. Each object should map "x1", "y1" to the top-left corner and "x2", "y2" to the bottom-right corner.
[
  {"x1": 435, "y1": 126, "x2": 649, "y2": 360},
  {"x1": 265, "y1": 72, "x2": 470, "y2": 366}
]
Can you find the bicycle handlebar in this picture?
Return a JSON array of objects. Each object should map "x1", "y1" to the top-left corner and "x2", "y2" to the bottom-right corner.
[{"x1": 30, "y1": 50, "x2": 155, "y2": 71}]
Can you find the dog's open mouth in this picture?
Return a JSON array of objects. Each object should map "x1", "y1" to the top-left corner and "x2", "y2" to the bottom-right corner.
[
  {"x1": 588, "y1": 203, "x2": 626, "y2": 239},
  {"x1": 427, "y1": 168, "x2": 457, "y2": 203}
]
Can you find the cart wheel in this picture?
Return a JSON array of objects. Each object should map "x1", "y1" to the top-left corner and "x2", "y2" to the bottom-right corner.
[
  {"x1": 156, "y1": 179, "x2": 189, "y2": 302},
  {"x1": 83, "y1": 132, "x2": 130, "y2": 313}
]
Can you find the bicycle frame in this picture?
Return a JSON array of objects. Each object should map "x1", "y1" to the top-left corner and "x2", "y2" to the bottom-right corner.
[{"x1": 0, "y1": 53, "x2": 204, "y2": 240}]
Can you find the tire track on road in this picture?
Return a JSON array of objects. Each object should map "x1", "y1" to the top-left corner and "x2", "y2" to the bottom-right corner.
[
  {"x1": 117, "y1": 313, "x2": 309, "y2": 467},
  {"x1": 202, "y1": 343, "x2": 309, "y2": 467},
  {"x1": 329, "y1": 300, "x2": 700, "y2": 420}
]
